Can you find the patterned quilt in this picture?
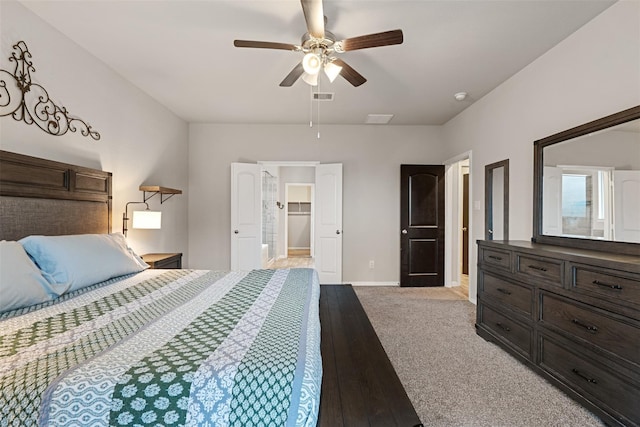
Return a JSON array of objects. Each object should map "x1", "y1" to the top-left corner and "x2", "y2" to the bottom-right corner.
[{"x1": 0, "y1": 268, "x2": 321, "y2": 427}]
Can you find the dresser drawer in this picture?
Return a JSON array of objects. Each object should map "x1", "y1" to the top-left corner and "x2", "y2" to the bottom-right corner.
[
  {"x1": 539, "y1": 335, "x2": 640, "y2": 426},
  {"x1": 480, "y1": 247, "x2": 511, "y2": 270},
  {"x1": 540, "y1": 293, "x2": 640, "y2": 366},
  {"x1": 515, "y1": 253, "x2": 563, "y2": 285},
  {"x1": 479, "y1": 272, "x2": 533, "y2": 318},
  {"x1": 478, "y1": 303, "x2": 532, "y2": 358},
  {"x1": 571, "y1": 263, "x2": 640, "y2": 308}
]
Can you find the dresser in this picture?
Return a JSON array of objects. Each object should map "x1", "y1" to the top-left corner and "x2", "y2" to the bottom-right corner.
[{"x1": 476, "y1": 240, "x2": 640, "y2": 427}]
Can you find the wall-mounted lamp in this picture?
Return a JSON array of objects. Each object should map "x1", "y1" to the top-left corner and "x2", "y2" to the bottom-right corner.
[{"x1": 123, "y1": 202, "x2": 161, "y2": 236}]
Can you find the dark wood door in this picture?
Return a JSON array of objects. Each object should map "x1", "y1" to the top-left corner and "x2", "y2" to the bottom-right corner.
[
  {"x1": 462, "y1": 173, "x2": 469, "y2": 275},
  {"x1": 400, "y1": 165, "x2": 445, "y2": 287}
]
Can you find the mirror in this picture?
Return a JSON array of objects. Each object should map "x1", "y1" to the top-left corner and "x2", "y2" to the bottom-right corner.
[
  {"x1": 533, "y1": 105, "x2": 640, "y2": 255},
  {"x1": 485, "y1": 159, "x2": 509, "y2": 241}
]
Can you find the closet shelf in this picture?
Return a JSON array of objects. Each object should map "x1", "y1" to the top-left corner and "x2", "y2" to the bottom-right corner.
[{"x1": 139, "y1": 185, "x2": 182, "y2": 204}]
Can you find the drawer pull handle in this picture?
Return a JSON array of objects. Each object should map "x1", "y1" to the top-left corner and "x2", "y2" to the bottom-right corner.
[
  {"x1": 572, "y1": 368, "x2": 598, "y2": 384},
  {"x1": 571, "y1": 318, "x2": 598, "y2": 334},
  {"x1": 495, "y1": 322, "x2": 511, "y2": 332},
  {"x1": 593, "y1": 280, "x2": 623, "y2": 290},
  {"x1": 497, "y1": 288, "x2": 512, "y2": 295},
  {"x1": 528, "y1": 265, "x2": 548, "y2": 272},
  {"x1": 488, "y1": 255, "x2": 503, "y2": 261}
]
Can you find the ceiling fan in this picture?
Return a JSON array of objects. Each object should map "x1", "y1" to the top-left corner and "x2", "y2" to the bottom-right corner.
[{"x1": 233, "y1": 0, "x2": 404, "y2": 87}]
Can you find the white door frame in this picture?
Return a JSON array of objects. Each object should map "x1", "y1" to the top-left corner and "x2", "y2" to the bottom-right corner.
[
  {"x1": 444, "y1": 151, "x2": 474, "y2": 303},
  {"x1": 284, "y1": 183, "x2": 315, "y2": 257}
]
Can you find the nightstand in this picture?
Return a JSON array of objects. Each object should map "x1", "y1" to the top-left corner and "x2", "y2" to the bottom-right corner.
[{"x1": 141, "y1": 253, "x2": 182, "y2": 269}]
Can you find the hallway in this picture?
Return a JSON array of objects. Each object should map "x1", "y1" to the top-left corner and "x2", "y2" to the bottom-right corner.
[{"x1": 267, "y1": 251, "x2": 315, "y2": 269}]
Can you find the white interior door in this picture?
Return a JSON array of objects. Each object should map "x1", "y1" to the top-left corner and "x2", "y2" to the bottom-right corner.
[
  {"x1": 231, "y1": 163, "x2": 262, "y2": 270},
  {"x1": 315, "y1": 164, "x2": 343, "y2": 283},
  {"x1": 613, "y1": 170, "x2": 640, "y2": 242}
]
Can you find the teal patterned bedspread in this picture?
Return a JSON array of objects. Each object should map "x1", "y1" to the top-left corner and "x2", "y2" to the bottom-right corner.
[{"x1": 0, "y1": 268, "x2": 321, "y2": 427}]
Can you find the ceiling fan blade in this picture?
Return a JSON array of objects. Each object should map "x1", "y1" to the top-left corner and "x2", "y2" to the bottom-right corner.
[
  {"x1": 234, "y1": 40, "x2": 298, "y2": 51},
  {"x1": 333, "y1": 59, "x2": 366, "y2": 87},
  {"x1": 300, "y1": 0, "x2": 325, "y2": 39},
  {"x1": 340, "y1": 29, "x2": 404, "y2": 51},
  {"x1": 280, "y1": 62, "x2": 305, "y2": 87}
]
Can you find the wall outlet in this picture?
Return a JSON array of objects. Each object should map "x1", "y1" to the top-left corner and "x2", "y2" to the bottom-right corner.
[{"x1": 369, "y1": 260, "x2": 375, "y2": 269}]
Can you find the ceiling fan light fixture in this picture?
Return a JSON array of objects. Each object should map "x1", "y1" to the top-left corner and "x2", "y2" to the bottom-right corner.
[
  {"x1": 324, "y1": 60, "x2": 342, "y2": 83},
  {"x1": 302, "y1": 52, "x2": 322, "y2": 75},
  {"x1": 302, "y1": 71, "x2": 319, "y2": 86}
]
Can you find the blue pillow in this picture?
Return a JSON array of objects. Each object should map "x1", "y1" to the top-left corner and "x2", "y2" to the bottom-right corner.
[
  {"x1": 20, "y1": 233, "x2": 149, "y2": 293},
  {"x1": 0, "y1": 241, "x2": 63, "y2": 314}
]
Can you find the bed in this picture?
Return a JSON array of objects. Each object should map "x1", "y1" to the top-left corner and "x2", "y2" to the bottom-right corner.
[{"x1": 0, "y1": 150, "x2": 322, "y2": 427}]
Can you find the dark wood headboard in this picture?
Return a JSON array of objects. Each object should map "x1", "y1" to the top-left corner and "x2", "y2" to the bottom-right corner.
[{"x1": 0, "y1": 150, "x2": 112, "y2": 240}]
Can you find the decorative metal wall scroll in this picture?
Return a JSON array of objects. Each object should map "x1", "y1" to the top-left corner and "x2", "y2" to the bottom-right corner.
[{"x1": 0, "y1": 41, "x2": 100, "y2": 140}]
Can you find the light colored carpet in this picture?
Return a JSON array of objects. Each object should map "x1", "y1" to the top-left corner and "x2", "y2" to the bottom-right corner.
[{"x1": 353, "y1": 286, "x2": 606, "y2": 427}]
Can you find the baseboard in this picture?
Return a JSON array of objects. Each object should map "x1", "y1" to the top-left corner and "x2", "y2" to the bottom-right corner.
[{"x1": 350, "y1": 282, "x2": 400, "y2": 287}]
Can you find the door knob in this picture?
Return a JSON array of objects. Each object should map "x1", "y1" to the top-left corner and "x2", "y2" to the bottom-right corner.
[
  {"x1": 462, "y1": 227, "x2": 468, "y2": 231},
  {"x1": 234, "y1": 230, "x2": 239, "y2": 234},
  {"x1": 336, "y1": 230, "x2": 341, "y2": 235},
  {"x1": 402, "y1": 229, "x2": 408, "y2": 234}
]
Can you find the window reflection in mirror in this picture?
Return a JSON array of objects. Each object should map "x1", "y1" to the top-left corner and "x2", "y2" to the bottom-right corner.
[{"x1": 542, "y1": 118, "x2": 640, "y2": 243}]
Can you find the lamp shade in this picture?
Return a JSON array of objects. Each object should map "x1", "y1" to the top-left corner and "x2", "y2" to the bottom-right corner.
[
  {"x1": 132, "y1": 210, "x2": 162, "y2": 229},
  {"x1": 324, "y1": 61, "x2": 342, "y2": 83},
  {"x1": 302, "y1": 53, "x2": 321, "y2": 75},
  {"x1": 302, "y1": 72, "x2": 318, "y2": 86}
]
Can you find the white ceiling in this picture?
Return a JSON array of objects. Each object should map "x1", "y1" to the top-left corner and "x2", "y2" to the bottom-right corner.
[{"x1": 21, "y1": 0, "x2": 615, "y2": 126}]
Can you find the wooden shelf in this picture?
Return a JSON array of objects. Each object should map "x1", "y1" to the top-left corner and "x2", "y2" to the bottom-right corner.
[{"x1": 139, "y1": 185, "x2": 182, "y2": 203}]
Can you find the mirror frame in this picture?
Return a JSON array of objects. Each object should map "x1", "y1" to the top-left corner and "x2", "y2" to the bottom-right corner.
[
  {"x1": 485, "y1": 159, "x2": 509, "y2": 241},
  {"x1": 532, "y1": 105, "x2": 640, "y2": 256}
]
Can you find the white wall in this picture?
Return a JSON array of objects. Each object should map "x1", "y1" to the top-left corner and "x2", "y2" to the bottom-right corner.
[
  {"x1": 4, "y1": 0, "x2": 637, "y2": 290},
  {"x1": 0, "y1": 1, "x2": 189, "y2": 260},
  {"x1": 188, "y1": 124, "x2": 446, "y2": 283},
  {"x1": 442, "y1": 0, "x2": 640, "y2": 303}
]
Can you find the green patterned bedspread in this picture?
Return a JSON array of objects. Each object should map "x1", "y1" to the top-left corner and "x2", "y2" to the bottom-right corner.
[{"x1": 0, "y1": 268, "x2": 321, "y2": 426}]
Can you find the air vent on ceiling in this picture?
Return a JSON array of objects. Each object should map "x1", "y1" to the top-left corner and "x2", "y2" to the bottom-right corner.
[
  {"x1": 313, "y1": 92, "x2": 334, "y2": 101},
  {"x1": 365, "y1": 114, "x2": 394, "y2": 124}
]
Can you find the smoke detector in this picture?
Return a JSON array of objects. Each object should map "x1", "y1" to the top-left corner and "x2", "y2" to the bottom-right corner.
[{"x1": 454, "y1": 92, "x2": 468, "y2": 101}]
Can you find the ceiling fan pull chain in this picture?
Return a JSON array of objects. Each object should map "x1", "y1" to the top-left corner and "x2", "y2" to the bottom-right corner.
[
  {"x1": 317, "y1": 80, "x2": 321, "y2": 139},
  {"x1": 309, "y1": 84, "x2": 313, "y2": 128}
]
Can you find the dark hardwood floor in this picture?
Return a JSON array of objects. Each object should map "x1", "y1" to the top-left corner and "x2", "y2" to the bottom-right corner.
[{"x1": 318, "y1": 285, "x2": 423, "y2": 427}]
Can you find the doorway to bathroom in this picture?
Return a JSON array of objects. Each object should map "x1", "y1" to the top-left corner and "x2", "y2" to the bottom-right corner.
[
  {"x1": 232, "y1": 161, "x2": 342, "y2": 282},
  {"x1": 260, "y1": 165, "x2": 316, "y2": 270}
]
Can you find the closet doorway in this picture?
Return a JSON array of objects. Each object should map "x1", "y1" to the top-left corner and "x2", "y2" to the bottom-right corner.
[{"x1": 284, "y1": 183, "x2": 315, "y2": 260}]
